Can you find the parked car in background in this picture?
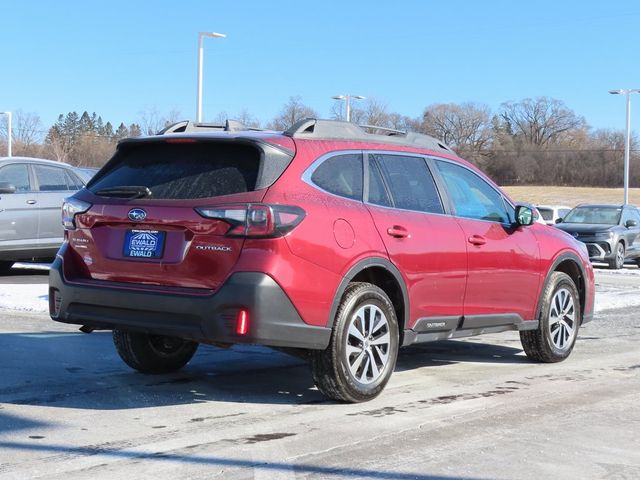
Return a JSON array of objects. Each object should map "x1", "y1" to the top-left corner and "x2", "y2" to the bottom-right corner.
[
  {"x1": 536, "y1": 204, "x2": 572, "y2": 225},
  {"x1": 555, "y1": 204, "x2": 640, "y2": 269},
  {"x1": 50, "y1": 119, "x2": 595, "y2": 402},
  {"x1": 74, "y1": 167, "x2": 99, "y2": 183},
  {"x1": 0, "y1": 156, "x2": 87, "y2": 273}
]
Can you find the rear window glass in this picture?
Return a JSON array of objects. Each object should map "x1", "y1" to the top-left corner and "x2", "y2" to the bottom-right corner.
[{"x1": 89, "y1": 142, "x2": 261, "y2": 199}]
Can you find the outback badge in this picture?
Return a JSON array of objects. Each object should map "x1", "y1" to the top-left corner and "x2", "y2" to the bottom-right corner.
[{"x1": 128, "y1": 208, "x2": 147, "y2": 221}]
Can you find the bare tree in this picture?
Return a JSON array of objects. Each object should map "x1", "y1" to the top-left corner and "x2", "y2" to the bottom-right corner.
[
  {"x1": 267, "y1": 96, "x2": 317, "y2": 131},
  {"x1": 138, "y1": 107, "x2": 183, "y2": 135},
  {"x1": 350, "y1": 99, "x2": 392, "y2": 127},
  {"x1": 0, "y1": 110, "x2": 45, "y2": 157},
  {"x1": 421, "y1": 103, "x2": 492, "y2": 153},
  {"x1": 499, "y1": 97, "x2": 586, "y2": 147}
]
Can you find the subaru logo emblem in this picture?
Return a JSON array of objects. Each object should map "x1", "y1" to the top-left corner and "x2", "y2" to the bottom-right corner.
[{"x1": 128, "y1": 208, "x2": 147, "y2": 221}]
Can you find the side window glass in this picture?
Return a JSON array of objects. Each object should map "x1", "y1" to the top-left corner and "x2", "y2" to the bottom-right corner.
[
  {"x1": 436, "y1": 160, "x2": 509, "y2": 223},
  {"x1": 34, "y1": 165, "x2": 70, "y2": 192},
  {"x1": 374, "y1": 154, "x2": 443, "y2": 214},
  {"x1": 65, "y1": 171, "x2": 84, "y2": 190},
  {"x1": 367, "y1": 157, "x2": 392, "y2": 207},
  {"x1": 0, "y1": 164, "x2": 31, "y2": 192},
  {"x1": 311, "y1": 153, "x2": 363, "y2": 201}
]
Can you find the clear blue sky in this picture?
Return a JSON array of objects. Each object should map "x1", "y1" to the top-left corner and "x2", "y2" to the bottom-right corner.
[{"x1": 2, "y1": 0, "x2": 639, "y2": 133}]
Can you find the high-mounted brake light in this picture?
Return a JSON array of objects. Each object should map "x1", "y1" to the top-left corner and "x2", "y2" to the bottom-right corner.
[
  {"x1": 165, "y1": 138, "x2": 198, "y2": 144},
  {"x1": 236, "y1": 309, "x2": 249, "y2": 335},
  {"x1": 195, "y1": 204, "x2": 305, "y2": 238},
  {"x1": 62, "y1": 198, "x2": 92, "y2": 230}
]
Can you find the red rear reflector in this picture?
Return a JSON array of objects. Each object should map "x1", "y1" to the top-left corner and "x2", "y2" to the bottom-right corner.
[
  {"x1": 236, "y1": 309, "x2": 249, "y2": 335},
  {"x1": 165, "y1": 138, "x2": 198, "y2": 143}
]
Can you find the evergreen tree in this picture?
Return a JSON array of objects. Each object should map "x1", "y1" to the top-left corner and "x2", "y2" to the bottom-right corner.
[
  {"x1": 128, "y1": 123, "x2": 142, "y2": 137},
  {"x1": 115, "y1": 123, "x2": 129, "y2": 139}
]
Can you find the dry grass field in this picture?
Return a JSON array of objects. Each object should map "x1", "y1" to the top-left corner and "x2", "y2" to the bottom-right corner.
[{"x1": 502, "y1": 186, "x2": 640, "y2": 207}]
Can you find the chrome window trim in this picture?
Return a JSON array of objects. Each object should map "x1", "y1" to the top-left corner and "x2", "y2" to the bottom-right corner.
[{"x1": 301, "y1": 148, "x2": 517, "y2": 227}]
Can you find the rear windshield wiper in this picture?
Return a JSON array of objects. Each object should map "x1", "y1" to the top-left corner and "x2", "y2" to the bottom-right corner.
[{"x1": 94, "y1": 186, "x2": 152, "y2": 199}]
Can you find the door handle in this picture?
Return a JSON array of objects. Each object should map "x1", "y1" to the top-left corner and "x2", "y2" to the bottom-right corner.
[
  {"x1": 387, "y1": 226, "x2": 410, "y2": 238},
  {"x1": 26, "y1": 199, "x2": 37, "y2": 205},
  {"x1": 468, "y1": 234, "x2": 486, "y2": 246}
]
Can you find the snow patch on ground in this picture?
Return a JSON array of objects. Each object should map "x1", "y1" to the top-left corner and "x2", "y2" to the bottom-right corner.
[
  {"x1": 12, "y1": 262, "x2": 51, "y2": 271},
  {"x1": 594, "y1": 291, "x2": 640, "y2": 313},
  {"x1": 0, "y1": 283, "x2": 49, "y2": 312}
]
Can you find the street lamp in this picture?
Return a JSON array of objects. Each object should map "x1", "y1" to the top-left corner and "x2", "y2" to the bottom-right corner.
[
  {"x1": 0, "y1": 111, "x2": 10, "y2": 157},
  {"x1": 332, "y1": 94, "x2": 366, "y2": 122},
  {"x1": 196, "y1": 31, "x2": 226, "y2": 123},
  {"x1": 609, "y1": 88, "x2": 640, "y2": 205}
]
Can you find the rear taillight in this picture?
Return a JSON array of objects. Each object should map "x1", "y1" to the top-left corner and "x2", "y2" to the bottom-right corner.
[
  {"x1": 195, "y1": 204, "x2": 305, "y2": 238},
  {"x1": 62, "y1": 198, "x2": 92, "y2": 230}
]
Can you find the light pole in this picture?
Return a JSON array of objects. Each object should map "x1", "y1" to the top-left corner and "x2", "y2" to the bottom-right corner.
[
  {"x1": 0, "y1": 112, "x2": 11, "y2": 157},
  {"x1": 196, "y1": 32, "x2": 226, "y2": 123},
  {"x1": 332, "y1": 95, "x2": 366, "y2": 122},
  {"x1": 609, "y1": 88, "x2": 640, "y2": 205}
]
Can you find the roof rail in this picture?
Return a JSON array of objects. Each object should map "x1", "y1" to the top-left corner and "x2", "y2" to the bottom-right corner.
[
  {"x1": 157, "y1": 120, "x2": 266, "y2": 135},
  {"x1": 284, "y1": 118, "x2": 454, "y2": 153},
  {"x1": 359, "y1": 124, "x2": 406, "y2": 136}
]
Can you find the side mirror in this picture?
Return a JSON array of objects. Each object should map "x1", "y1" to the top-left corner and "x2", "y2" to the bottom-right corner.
[
  {"x1": 515, "y1": 205, "x2": 534, "y2": 226},
  {"x1": 626, "y1": 219, "x2": 638, "y2": 228},
  {"x1": 555, "y1": 218, "x2": 563, "y2": 224},
  {"x1": 0, "y1": 182, "x2": 16, "y2": 194}
]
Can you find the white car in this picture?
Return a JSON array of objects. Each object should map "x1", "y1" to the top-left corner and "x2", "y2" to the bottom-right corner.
[
  {"x1": 0, "y1": 156, "x2": 87, "y2": 273},
  {"x1": 536, "y1": 204, "x2": 572, "y2": 225}
]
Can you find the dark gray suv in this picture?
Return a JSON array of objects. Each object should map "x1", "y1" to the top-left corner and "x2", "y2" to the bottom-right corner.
[
  {"x1": 555, "y1": 204, "x2": 640, "y2": 269},
  {"x1": 0, "y1": 157, "x2": 86, "y2": 273}
]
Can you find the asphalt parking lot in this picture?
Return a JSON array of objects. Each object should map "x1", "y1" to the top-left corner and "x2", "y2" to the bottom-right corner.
[{"x1": 0, "y1": 265, "x2": 639, "y2": 480}]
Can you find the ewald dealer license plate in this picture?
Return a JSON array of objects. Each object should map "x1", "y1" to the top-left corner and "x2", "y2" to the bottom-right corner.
[{"x1": 123, "y1": 230, "x2": 166, "y2": 258}]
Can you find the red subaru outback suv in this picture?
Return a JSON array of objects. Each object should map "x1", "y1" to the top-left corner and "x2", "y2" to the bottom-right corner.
[{"x1": 50, "y1": 119, "x2": 595, "y2": 402}]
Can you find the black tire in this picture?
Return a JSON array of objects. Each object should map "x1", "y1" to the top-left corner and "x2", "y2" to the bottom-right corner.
[
  {"x1": 520, "y1": 272, "x2": 581, "y2": 363},
  {"x1": 112, "y1": 330, "x2": 198, "y2": 374},
  {"x1": 0, "y1": 261, "x2": 14, "y2": 274},
  {"x1": 608, "y1": 242, "x2": 625, "y2": 270},
  {"x1": 310, "y1": 282, "x2": 399, "y2": 403}
]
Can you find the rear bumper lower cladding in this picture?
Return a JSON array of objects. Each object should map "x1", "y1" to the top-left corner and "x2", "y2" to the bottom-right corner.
[{"x1": 49, "y1": 257, "x2": 331, "y2": 350}]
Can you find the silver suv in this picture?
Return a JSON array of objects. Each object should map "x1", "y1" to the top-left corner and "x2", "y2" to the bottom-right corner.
[{"x1": 0, "y1": 157, "x2": 87, "y2": 273}]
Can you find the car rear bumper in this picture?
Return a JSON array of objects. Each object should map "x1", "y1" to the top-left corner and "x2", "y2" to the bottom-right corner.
[{"x1": 49, "y1": 256, "x2": 331, "y2": 350}]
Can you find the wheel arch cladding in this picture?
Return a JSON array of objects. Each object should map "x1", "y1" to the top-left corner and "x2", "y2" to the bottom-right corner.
[
  {"x1": 542, "y1": 253, "x2": 587, "y2": 324},
  {"x1": 329, "y1": 258, "x2": 409, "y2": 341}
]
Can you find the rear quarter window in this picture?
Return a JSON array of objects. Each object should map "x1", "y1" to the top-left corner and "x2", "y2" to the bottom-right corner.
[{"x1": 310, "y1": 153, "x2": 363, "y2": 201}]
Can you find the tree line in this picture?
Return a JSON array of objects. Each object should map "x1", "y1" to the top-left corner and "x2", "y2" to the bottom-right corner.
[{"x1": 0, "y1": 96, "x2": 637, "y2": 187}]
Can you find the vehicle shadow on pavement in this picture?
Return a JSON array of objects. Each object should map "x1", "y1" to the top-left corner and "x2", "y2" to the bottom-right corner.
[
  {"x1": 396, "y1": 339, "x2": 528, "y2": 372},
  {"x1": 0, "y1": 331, "x2": 526, "y2": 410}
]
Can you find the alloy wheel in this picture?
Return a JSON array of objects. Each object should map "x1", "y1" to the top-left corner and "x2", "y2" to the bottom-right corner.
[
  {"x1": 616, "y1": 244, "x2": 625, "y2": 269},
  {"x1": 548, "y1": 288, "x2": 577, "y2": 351},
  {"x1": 345, "y1": 304, "x2": 391, "y2": 384}
]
